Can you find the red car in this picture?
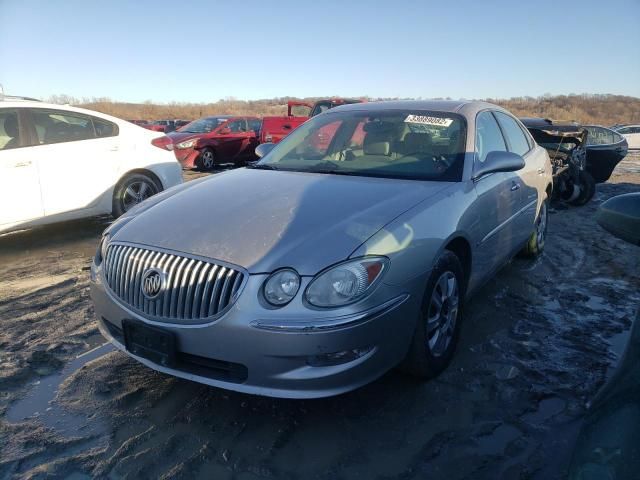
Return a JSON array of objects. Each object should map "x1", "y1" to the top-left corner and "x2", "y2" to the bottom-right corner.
[
  {"x1": 167, "y1": 116, "x2": 261, "y2": 170},
  {"x1": 260, "y1": 98, "x2": 364, "y2": 144},
  {"x1": 142, "y1": 119, "x2": 188, "y2": 133}
]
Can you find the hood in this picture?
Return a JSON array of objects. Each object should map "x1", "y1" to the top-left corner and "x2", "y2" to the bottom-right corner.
[
  {"x1": 166, "y1": 131, "x2": 202, "y2": 143},
  {"x1": 113, "y1": 168, "x2": 450, "y2": 275}
]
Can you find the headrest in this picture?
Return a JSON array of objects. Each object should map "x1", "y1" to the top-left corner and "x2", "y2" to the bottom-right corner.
[
  {"x1": 404, "y1": 132, "x2": 432, "y2": 152},
  {"x1": 364, "y1": 141, "x2": 390, "y2": 156}
]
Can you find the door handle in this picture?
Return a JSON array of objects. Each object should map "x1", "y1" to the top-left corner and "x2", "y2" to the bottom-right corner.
[
  {"x1": 109, "y1": 146, "x2": 119, "y2": 152},
  {"x1": 537, "y1": 167, "x2": 545, "y2": 174},
  {"x1": 13, "y1": 161, "x2": 32, "y2": 168},
  {"x1": 511, "y1": 182, "x2": 521, "y2": 191}
]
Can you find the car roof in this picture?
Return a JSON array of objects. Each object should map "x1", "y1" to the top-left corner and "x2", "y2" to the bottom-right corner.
[
  {"x1": 0, "y1": 99, "x2": 130, "y2": 124},
  {"x1": 329, "y1": 100, "x2": 509, "y2": 118}
]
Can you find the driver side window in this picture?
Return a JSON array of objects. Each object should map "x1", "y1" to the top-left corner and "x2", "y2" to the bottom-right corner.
[
  {"x1": 475, "y1": 111, "x2": 506, "y2": 163},
  {"x1": 225, "y1": 119, "x2": 247, "y2": 133}
]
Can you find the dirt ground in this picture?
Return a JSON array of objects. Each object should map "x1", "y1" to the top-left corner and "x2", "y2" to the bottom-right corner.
[{"x1": 1, "y1": 155, "x2": 639, "y2": 479}]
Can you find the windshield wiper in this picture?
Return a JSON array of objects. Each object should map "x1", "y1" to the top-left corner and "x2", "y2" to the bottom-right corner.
[
  {"x1": 247, "y1": 163, "x2": 279, "y2": 170},
  {"x1": 307, "y1": 168, "x2": 361, "y2": 176}
]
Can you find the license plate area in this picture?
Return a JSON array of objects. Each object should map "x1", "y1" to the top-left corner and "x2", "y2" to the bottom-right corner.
[{"x1": 122, "y1": 319, "x2": 176, "y2": 368}]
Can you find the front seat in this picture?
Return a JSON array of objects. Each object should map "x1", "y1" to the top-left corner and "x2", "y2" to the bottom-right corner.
[
  {"x1": 402, "y1": 132, "x2": 433, "y2": 156},
  {"x1": 3, "y1": 114, "x2": 20, "y2": 149}
]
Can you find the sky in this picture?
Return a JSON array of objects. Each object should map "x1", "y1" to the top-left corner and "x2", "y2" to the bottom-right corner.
[{"x1": 1, "y1": 0, "x2": 639, "y2": 103}]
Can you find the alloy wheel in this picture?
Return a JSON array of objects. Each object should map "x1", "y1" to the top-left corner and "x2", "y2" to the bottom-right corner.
[
  {"x1": 201, "y1": 150, "x2": 215, "y2": 169},
  {"x1": 536, "y1": 201, "x2": 548, "y2": 248},
  {"x1": 122, "y1": 179, "x2": 157, "y2": 212},
  {"x1": 426, "y1": 271, "x2": 459, "y2": 357}
]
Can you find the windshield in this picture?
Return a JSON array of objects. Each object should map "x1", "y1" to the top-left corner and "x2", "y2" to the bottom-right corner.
[
  {"x1": 180, "y1": 117, "x2": 229, "y2": 133},
  {"x1": 258, "y1": 109, "x2": 466, "y2": 181}
]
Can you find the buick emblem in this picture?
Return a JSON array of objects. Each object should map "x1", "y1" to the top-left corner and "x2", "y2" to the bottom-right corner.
[{"x1": 141, "y1": 268, "x2": 165, "y2": 299}]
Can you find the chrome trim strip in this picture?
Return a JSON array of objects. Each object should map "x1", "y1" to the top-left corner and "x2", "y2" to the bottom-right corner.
[{"x1": 479, "y1": 198, "x2": 538, "y2": 246}]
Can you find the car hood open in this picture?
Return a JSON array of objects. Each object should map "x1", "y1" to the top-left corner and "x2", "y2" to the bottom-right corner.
[{"x1": 112, "y1": 168, "x2": 450, "y2": 275}]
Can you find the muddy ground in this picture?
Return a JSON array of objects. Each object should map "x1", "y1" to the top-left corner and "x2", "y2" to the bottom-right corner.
[{"x1": 1, "y1": 155, "x2": 639, "y2": 479}]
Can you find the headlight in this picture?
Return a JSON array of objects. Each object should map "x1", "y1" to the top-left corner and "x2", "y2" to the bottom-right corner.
[
  {"x1": 305, "y1": 257, "x2": 387, "y2": 308},
  {"x1": 175, "y1": 139, "x2": 197, "y2": 149},
  {"x1": 263, "y1": 269, "x2": 300, "y2": 306},
  {"x1": 95, "y1": 234, "x2": 110, "y2": 266}
]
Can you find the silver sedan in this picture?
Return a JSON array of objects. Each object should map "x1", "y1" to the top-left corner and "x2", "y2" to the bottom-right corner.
[{"x1": 90, "y1": 100, "x2": 552, "y2": 398}]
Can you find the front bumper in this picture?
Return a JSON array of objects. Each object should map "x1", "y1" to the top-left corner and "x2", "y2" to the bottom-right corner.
[
  {"x1": 90, "y1": 263, "x2": 420, "y2": 398},
  {"x1": 173, "y1": 147, "x2": 199, "y2": 169}
]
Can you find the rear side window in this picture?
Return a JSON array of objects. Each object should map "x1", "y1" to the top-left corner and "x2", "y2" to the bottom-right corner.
[
  {"x1": 0, "y1": 110, "x2": 21, "y2": 150},
  {"x1": 93, "y1": 117, "x2": 118, "y2": 138},
  {"x1": 494, "y1": 112, "x2": 530, "y2": 156},
  {"x1": 30, "y1": 109, "x2": 118, "y2": 145},
  {"x1": 586, "y1": 126, "x2": 614, "y2": 145},
  {"x1": 475, "y1": 111, "x2": 506, "y2": 163}
]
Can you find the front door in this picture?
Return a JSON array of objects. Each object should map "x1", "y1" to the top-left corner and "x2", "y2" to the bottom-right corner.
[
  {"x1": 472, "y1": 111, "x2": 523, "y2": 275},
  {"x1": 215, "y1": 118, "x2": 255, "y2": 162}
]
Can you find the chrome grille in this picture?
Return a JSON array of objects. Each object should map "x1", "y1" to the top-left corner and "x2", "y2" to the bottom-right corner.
[{"x1": 104, "y1": 244, "x2": 245, "y2": 321}]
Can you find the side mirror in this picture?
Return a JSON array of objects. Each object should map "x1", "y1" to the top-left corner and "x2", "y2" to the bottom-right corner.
[
  {"x1": 473, "y1": 151, "x2": 525, "y2": 180},
  {"x1": 219, "y1": 127, "x2": 231, "y2": 134},
  {"x1": 255, "y1": 142, "x2": 276, "y2": 158},
  {"x1": 596, "y1": 193, "x2": 640, "y2": 246}
]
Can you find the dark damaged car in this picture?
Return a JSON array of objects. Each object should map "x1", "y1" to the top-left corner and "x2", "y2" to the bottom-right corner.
[{"x1": 521, "y1": 118, "x2": 628, "y2": 205}]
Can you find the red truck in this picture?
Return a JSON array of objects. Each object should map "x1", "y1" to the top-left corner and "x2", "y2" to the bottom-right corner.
[{"x1": 260, "y1": 98, "x2": 363, "y2": 144}]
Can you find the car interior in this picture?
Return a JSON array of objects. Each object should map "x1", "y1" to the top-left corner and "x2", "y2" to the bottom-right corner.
[{"x1": 279, "y1": 115, "x2": 466, "y2": 180}]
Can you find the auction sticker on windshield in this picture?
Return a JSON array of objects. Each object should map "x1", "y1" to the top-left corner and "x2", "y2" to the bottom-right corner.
[{"x1": 404, "y1": 115, "x2": 453, "y2": 127}]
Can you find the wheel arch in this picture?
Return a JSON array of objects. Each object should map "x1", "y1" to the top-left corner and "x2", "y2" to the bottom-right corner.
[
  {"x1": 115, "y1": 168, "x2": 164, "y2": 191},
  {"x1": 443, "y1": 235, "x2": 472, "y2": 293}
]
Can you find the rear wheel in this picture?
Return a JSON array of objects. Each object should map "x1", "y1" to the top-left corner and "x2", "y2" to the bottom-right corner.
[
  {"x1": 197, "y1": 147, "x2": 216, "y2": 171},
  {"x1": 401, "y1": 250, "x2": 464, "y2": 379},
  {"x1": 112, "y1": 173, "x2": 160, "y2": 217},
  {"x1": 569, "y1": 170, "x2": 596, "y2": 206}
]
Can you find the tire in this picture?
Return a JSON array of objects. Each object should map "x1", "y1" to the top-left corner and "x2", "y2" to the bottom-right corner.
[
  {"x1": 521, "y1": 197, "x2": 548, "y2": 258},
  {"x1": 112, "y1": 173, "x2": 161, "y2": 218},
  {"x1": 400, "y1": 250, "x2": 464, "y2": 379},
  {"x1": 196, "y1": 147, "x2": 216, "y2": 171},
  {"x1": 569, "y1": 170, "x2": 596, "y2": 206}
]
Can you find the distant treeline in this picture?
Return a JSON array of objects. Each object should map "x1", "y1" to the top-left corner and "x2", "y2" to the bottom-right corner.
[{"x1": 45, "y1": 93, "x2": 640, "y2": 126}]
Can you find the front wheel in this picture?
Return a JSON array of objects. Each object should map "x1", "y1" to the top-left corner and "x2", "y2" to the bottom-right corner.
[
  {"x1": 112, "y1": 173, "x2": 160, "y2": 217},
  {"x1": 401, "y1": 250, "x2": 464, "y2": 379},
  {"x1": 197, "y1": 147, "x2": 216, "y2": 171}
]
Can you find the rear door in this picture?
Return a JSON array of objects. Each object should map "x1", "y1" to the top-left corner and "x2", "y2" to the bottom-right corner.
[
  {"x1": 472, "y1": 111, "x2": 523, "y2": 274},
  {"x1": 0, "y1": 108, "x2": 43, "y2": 227},
  {"x1": 585, "y1": 126, "x2": 628, "y2": 183},
  {"x1": 26, "y1": 108, "x2": 121, "y2": 216}
]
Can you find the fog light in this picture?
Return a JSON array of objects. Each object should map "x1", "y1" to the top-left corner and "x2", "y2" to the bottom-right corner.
[{"x1": 307, "y1": 346, "x2": 373, "y2": 367}]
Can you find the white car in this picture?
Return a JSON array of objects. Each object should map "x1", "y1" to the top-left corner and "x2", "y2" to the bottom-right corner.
[
  {"x1": 0, "y1": 97, "x2": 182, "y2": 234},
  {"x1": 615, "y1": 125, "x2": 640, "y2": 150}
]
